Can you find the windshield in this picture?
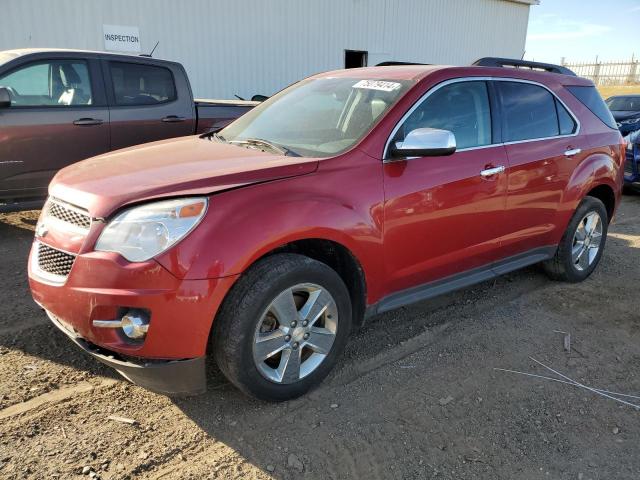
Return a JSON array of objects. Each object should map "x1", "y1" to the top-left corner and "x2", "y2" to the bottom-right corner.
[
  {"x1": 218, "y1": 77, "x2": 413, "y2": 157},
  {"x1": 606, "y1": 96, "x2": 640, "y2": 112}
]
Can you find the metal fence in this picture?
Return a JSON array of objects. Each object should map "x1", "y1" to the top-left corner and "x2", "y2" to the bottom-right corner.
[{"x1": 561, "y1": 57, "x2": 640, "y2": 86}]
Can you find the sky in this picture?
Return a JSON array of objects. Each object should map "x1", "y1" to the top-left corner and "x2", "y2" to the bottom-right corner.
[{"x1": 524, "y1": 0, "x2": 639, "y2": 64}]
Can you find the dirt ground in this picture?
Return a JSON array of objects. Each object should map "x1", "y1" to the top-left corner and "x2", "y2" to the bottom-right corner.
[
  {"x1": 1, "y1": 194, "x2": 639, "y2": 480},
  {"x1": 597, "y1": 84, "x2": 640, "y2": 99}
]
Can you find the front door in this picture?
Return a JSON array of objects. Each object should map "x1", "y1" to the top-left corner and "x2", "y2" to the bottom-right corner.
[
  {"x1": 0, "y1": 59, "x2": 109, "y2": 199},
  {"x1": 104, "y1": 60, "x2": 194, "y2": 151},
  {"x1": 382, "y1": 80, "x2": 508, "y2": 296}
]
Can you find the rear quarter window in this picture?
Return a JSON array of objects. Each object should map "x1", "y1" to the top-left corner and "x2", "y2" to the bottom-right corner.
[{"x1": 566, "y1": 85, "x2": 617, "y2": 130}]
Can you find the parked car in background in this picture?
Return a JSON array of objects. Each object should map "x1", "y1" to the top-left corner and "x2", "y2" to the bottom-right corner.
[
  {"x1": 621, "y1": 130, "x2": 640, "y2": 190},
  {"x1": 606, "y1": 95, "x2": 640, "y2": 189},
  {"x1": 606, "y1": 94, "x2": 640, "y2": 135},
  {"x1": 0, "y1": 49, "x2": 257, "y2": 211},
  {"x1": 29, "y1": 59, "x2": 624, "y2": 401}
]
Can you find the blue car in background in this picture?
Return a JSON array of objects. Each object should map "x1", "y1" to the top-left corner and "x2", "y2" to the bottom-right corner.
[{"x1": 606, "y1": 95, "x2": 640, "y2": 189}]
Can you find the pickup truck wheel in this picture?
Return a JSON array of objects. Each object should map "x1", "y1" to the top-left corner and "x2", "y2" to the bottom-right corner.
[
  {"x1": 212, "y1": 253, "x2": 352, "y2": 401},
  {"x1": 543, "y1": 196, "x2": 608, "y2": 282}
]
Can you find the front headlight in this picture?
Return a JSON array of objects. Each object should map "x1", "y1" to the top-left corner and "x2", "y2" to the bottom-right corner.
[{"x1": 95, "y1": 197, "x2": 208, "y2": 262}]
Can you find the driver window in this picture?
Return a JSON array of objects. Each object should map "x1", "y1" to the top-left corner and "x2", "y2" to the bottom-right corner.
[
  {"x1": 395, "y1": 81, "x2": 492, "y2": 150},
  {"x1": 0, "y1": 60, "x2": 93, "y2": 107}
]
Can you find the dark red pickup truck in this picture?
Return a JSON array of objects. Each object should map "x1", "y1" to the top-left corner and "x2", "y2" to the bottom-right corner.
[{"x1": 0, "y1": 48, "x2": 257, "y2": 210}]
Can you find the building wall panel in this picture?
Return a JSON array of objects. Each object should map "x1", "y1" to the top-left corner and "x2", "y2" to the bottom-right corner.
[{"x1": 1, "y1": 0, "x2": 531, "y2": 99}]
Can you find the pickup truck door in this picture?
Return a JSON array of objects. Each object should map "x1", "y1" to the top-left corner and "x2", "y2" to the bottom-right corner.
[
  {"x1": 382, "y1": 80, "x2": 509, "y2": 296},
  {"x1": 103, "y1": 60, "x2": 195, "y2": 150},
  {"x1": 0, "y1": 58, "x2": 109, "y2": 199}
]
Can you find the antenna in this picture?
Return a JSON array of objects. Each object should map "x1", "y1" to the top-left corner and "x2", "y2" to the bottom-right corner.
[{"x1": 149, "y1": 41, "x2": 159, "y2": 57}]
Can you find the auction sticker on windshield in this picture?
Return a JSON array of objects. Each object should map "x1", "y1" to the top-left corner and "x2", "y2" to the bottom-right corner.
[{"x1": 352, "y1": 80, "x2": 402, "y2": 92}]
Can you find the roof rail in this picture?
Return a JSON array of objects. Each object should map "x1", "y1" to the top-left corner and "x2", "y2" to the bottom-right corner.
[
  {"x1": 472, "y1": 57, "x2": 577, "y2": 76},
  {"x1": 376, "y1": 61, "x2": 428, "y2": 66}
]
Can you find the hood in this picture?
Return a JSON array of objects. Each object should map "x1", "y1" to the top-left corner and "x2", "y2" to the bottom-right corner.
[
  {"x1": 50, "y1": 136, "x2": 318, "y2": 218},
  {"x1": 611, "y1": 110, "x2": 640, "y2": 122}
]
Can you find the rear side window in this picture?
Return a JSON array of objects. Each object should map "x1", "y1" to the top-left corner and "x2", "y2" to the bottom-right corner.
[
  {"x1": 566, "y1": 85, "x2": 617, "y2": 130},
  {"x1": 497, "y1": 82, "x2": 560, "y2": 142},
  {"x1": 556, "y1": 99, "x2": 577, "y2": 135},
  {"x1": 109, "y1": 62, "x2": 176, "y2": 106},
  {"x1": 394, "y1": 80, "x2": 492, "y2": 149}
]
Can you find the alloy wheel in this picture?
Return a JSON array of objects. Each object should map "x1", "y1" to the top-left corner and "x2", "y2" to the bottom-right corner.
[
  {"x1": 252, "y1": 283, "x2": 338, "y2": 384},
  {"x1": 571, "y1": 211, "x2": 603, "y2": 271}
]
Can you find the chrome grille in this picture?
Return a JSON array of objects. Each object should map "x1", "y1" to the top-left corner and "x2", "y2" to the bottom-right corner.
[
  {"x1": 47, "y1": 200, "x2": 91, "y2": 229},
  {"x1": 625, "y1": 159, "x2": 634, "y2": 175},
  {"x1": 625, "y1": 149, "x2": 635, "y2": 175},
  {"x1": 37, "y1": 243, "x2": 75, "y2": 277}
]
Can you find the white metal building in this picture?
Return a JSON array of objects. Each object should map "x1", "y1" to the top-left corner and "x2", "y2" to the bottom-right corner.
[{"x1": 2, "y1": 0, "x2": 537, "y2": 99}]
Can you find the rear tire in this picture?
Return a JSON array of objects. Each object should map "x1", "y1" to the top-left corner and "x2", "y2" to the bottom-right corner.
[
  {"x1": 543, "y1": 196, "x2": 608, "y2": 283},
  {"x1": 212, "y1": 253, "x2": 352, "y2": 401}
]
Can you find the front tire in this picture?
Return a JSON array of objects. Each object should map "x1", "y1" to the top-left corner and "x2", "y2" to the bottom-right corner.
[
  {"x1": 212, "y1": 253, "x2": 352, "y2": 401},
  {"x1": 543, "y1": 196, "x2": 608, "y2": 282}
]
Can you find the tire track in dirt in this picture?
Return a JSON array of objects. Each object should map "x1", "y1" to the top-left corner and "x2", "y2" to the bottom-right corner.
[{"x1": 0, "y1": 379, "x2": 117, "y2": 421}]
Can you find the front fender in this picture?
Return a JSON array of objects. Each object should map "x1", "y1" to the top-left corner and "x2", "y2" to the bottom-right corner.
[{"x1": 155, "y1": 155, "x2": 386, "y2": 299}]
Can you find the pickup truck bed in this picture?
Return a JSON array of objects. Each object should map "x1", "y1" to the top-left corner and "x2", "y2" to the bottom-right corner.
[{"x1": 195, "y1": 99, "x2": 257, "y2": 134}]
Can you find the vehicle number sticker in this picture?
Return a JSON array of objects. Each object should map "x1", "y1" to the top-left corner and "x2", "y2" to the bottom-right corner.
[{"x1": 352, "y1": 80, "x2": 402, "y2": 92}]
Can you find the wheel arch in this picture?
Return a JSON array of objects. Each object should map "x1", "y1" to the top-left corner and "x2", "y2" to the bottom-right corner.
[{"x1": 586, "y1": 183, "x2": 616, "y2": 222}]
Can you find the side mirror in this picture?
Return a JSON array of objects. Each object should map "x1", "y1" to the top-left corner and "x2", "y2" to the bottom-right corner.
[
  {"x1": 251, "y1": 94, "x2": 269, "y2": 102},
  {"x1": 0, "y1": 87, "x2": 10, "y2": 108},
  {"x1": 390, "y1": 128, "x2": 456, "y2": 158}
]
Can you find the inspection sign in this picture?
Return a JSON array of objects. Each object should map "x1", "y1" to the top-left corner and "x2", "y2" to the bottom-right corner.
[{"x1": 103, "y1": 25, "x2": 141, "y2": 53}]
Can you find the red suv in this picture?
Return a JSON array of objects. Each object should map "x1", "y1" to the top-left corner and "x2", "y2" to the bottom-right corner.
[{"x1": 28, "y1": 59, "x2": 624, "y2": 401}]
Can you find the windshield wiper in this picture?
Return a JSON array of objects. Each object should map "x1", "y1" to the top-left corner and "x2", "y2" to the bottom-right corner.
[
  {"x1": 229, "y1": 138, "x2": 300, "y2": 157},
  {"x1": 200, "y1": 129, "x2": 226, "y2": 142}
]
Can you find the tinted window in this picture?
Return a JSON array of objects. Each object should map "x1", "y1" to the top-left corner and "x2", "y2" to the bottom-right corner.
[
  {"x1": 567, "y1": 86, "x2": 617, "y2": 129},
  {"x1": 109, "y1": 62, "x2": 176, "y2": 106},
  {"x1": 394, "y1": 81, "x2": 492, "y2": 149},
  {"x1": 0, "y1": 60, "x2": 92, "y2": 106},
  {"x1": 556, "y1": 99, "x2": 577, "y2": 135},
  {"x1": 498, "y1": 82, "x2": 559, "y2": 142}
]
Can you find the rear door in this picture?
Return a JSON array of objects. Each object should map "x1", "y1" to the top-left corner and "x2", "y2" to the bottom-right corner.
[
  {"x1": 495, "y1": 80, "x2": 580, "y2": 257},
  {"x1": 104, "y1": 59, "x2": 195, "y2": 150},
  {"x1": 382, "y1": 80, "x2": 509, "y2": 295},
  {"x1": 0, "y1": 57, "x2": 109, "y2": 199}
]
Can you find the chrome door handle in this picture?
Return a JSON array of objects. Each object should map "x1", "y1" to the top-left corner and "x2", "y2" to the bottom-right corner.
[
  {"x1": 162, "y1": 115, "x2": 186, "y2": 123},
  {"x1": 480, "y1": 165, "x2": 505, "y2": 177},
  {"x1": 73, "y1": 118, "x2": 103, "y2": 126},
  {"x1": 564, "y1": 148, "x2": 582, "y2": 157}
]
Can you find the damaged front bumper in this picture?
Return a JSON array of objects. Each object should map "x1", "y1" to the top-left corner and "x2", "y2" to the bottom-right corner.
[{"x1": 45, "y1": 309, "x2": 206, "y2": 396}]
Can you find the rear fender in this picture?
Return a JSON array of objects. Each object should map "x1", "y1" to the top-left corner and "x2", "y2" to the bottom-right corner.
[{"x1": 554, "y1": 150, "x2": 621, "y2": 241}]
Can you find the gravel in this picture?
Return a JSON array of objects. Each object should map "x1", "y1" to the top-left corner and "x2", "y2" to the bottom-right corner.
[{"x1": 1, "y1": 193, "x2": 639, "y2": 479}]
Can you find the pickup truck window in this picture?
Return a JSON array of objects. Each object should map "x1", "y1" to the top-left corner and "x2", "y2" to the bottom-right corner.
[
  {"x1": 109, "y1": 62, "x2": 176, "y2": 106},
  {"x1": 393, "y1": 81, "x2": 492, "y2": 150},
  {"x1": 0, "y1": 60, "x2": 92, "y2": 106},
  {"x1": 220, "y1": 77, "x2": 412, "y2": 157}
]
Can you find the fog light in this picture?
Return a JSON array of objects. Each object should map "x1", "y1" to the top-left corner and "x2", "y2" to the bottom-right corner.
[
  {"x1": 121, "y1": 310, "x2": 149, "y2": 339},
  {"x1": 92, "y1": 309, "x2": 150, "y2": 340}
]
